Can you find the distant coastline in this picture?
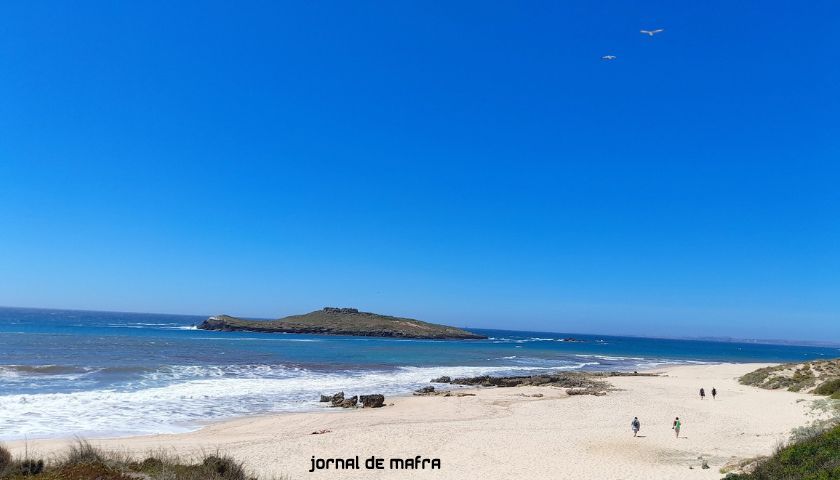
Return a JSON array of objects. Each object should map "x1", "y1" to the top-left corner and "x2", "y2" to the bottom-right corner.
[{"x1": 680, "y1": 336, "x2": 840, "y2": 349}]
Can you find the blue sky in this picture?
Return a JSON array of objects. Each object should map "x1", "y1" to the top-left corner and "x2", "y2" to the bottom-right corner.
[{"x1": 1, "y1": 1, "x2": 838, "y2": 341}]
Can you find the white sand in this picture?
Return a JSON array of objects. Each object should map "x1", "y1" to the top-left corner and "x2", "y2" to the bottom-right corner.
[{"x1": 7, "y1": 363, "x2": 819, "y2": 479}]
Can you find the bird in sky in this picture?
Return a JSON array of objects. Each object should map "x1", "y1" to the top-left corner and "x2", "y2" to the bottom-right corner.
[
  {"x1": 640, "y1": 29, "x2": 664, "y2": 36},
  {"x1": 601, "y1": 55, "x2": 617, "y2": 61}
]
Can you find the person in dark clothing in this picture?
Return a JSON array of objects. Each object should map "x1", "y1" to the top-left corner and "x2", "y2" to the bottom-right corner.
[
  {"x1": 711, "y1": 387, "x2": 717, "y2": 399},
  {"x1": 700, "y1": 387, "x2": 705, "y2": 400},
  {"x1": 631, "y1": 417, "x2": 641, "y2": 437}
]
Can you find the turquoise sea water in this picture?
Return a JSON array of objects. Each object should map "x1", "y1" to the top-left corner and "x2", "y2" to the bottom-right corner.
[{"x1": 1, "y1": 307, "x2": 836, "y2": 440}]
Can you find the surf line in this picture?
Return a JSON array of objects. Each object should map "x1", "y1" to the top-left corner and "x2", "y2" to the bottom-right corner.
[{"x1": 309, "y1": 455, "x2": 441, "y2": 472}]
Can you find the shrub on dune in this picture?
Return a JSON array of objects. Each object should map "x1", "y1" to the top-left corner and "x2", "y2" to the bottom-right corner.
[
  {"x1": 814, "y1": 379, "x2": 840, "y2": 399},
  {"x1": 201, "y1": 454, "x2": 249, "y2": 480},
  {"x1": 0, "y1": 441, "x2": 281, "y2": 480},
  {"x1": 61, "y1": 439, "x2": 105, "y2": 467},
  {"x1": 724, "y1": 425, "x2": 840, "y2": 479},
  {"x1": 0, "y1": 444, "x2": 11, "y2": 473}
]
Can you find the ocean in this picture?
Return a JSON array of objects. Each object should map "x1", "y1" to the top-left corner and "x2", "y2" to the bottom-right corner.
[{"x1": 1, "y1": 307, "x2": 836, "y2": 441}]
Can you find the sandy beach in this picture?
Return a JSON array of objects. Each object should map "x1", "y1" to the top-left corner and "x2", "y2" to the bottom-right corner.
[{"x1": 6, "y1": 363, "x2": 819, "y2": 479}]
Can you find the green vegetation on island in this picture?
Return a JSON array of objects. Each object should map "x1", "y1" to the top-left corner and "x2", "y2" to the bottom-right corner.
[{"x1": 198, "y1": 307, "x2": 486, "y2": 339}]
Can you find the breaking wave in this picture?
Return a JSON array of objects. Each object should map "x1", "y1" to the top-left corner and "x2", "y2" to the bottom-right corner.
[{"x1": 0, "y1": 361, "x2": 601, "y2": 440}]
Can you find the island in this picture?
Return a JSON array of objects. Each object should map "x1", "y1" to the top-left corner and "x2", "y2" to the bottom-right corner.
[{"x1": 197, "y1": 307, "x2": 487, "y2": 339}]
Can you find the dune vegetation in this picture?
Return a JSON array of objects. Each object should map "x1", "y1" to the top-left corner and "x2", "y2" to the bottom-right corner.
[
  {"x1": 0, "y1": 440, "x2": 283, "y2": 480},
  {"x1": 739, "y1": 359, "x2": 840, "y2": 397},
  {"x1": 729, "y1": 360, "x2": 840, "y2": 479},
  {"x1": 723, "y1": 424, "x2": 840, "y2": 479}
]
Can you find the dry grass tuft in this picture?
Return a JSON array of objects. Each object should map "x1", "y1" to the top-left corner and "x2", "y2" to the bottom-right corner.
[{"x1": 0, "y1": 441, "x2": 286, "y2": 480}]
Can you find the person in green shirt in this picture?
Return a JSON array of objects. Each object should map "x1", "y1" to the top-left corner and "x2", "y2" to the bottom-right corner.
[{"x1": 672, "y1": 417, "x2": 682, "y2": 438}]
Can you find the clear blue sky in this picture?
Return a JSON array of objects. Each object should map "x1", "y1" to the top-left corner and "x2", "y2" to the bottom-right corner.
[{"x1": 1, "y1": 1, "x2": 838, "y2": 341}]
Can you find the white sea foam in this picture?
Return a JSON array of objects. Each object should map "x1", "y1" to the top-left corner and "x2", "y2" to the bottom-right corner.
[
  {"x1": 574, "y1": 354, "x2": 646, "y2": 361},
  {"x1": 107, "y1": 322, "x2": 181, "y2": 327},
  {"x1": 0, "y1": 363, "x2": 592, "y2": 440},
  {"x1": 570, "y1": 355, "x2": 717, "y2": 369},
  {"x1": 489, "y1": 336, "x2": 581, "y2": 344},
  {"x1": 0, "y1": 365, "x2": 99, "y2": 383},
  {"x1": 187, "y1": 337, "x2": 322, "y2": 342}
]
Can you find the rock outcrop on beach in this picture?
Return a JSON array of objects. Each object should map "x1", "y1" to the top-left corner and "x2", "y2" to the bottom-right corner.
[
  {"x1": 325, "y1": 392, "x2": 355, "y2": 407},
  {"x1": 433, "y1": 372, "x2": 612, "y2": 395},
  {"x1": 565, "y1": 387, "x2": 607, "y2": 396},
  {"x1": 413, "y1": 386, "x2": 475, "y2": 397},
  {"x1": 198, "y1": 308, "x2": 486, "y2": 340},
  {"x1": 359, "y1": 394, "x2": 385, "y2": 408},
  {"x1": 330, "y1": 392, "x2": 356, "y2": 408},
  {"x1": 319, "y1": 392, "x2": 385, "y2": 408},
  {"x1": 413, "y1": 388, "x2": 476, "y2": 397},
  {"x1": 426, "y1": 371, "x2": 661, "y2": 396}
]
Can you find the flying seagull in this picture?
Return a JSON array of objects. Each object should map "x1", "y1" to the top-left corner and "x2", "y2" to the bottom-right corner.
[
  {"x1": 601, "y1": 55, "x2": 617, "y2": 61},
  {"x1": 640, "y1": 29, "x2": 664, "y2": 36}
]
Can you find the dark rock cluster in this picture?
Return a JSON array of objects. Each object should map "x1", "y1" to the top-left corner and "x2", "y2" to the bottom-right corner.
[
  {"x1": 414, "y1": 386, "x2": 435, "y2": 395},
  {"x1": 431, "y1": 372, "x2": 611, "y2": 394},
  {"x1": 318, "y1": 391, "x2": 349, "y2": 407},
  {"x1": 565, "y1": 388, "x2": 606, "y2": 396},
  {"x1": 318, "y1": 391, "x2": 385, "y2": 408},
  {"x1": 359, "y1": 394, "x2": 385, "y2": 407}
]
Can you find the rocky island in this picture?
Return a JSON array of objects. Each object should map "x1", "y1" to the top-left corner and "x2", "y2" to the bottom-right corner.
[{"x1": 197, "y1": 307, "x2": 487, "y2": 339}]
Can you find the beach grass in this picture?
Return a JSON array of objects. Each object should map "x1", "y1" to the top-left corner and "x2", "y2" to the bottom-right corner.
[
  {"x1": 813, "y1": 378, "x2": 840, "y2": 399},
  {"x1": 0, "y1": 440, "x2": 284, "y2": 480},
  {"x1": 723, "y1": 424, "x2": 840, "y2": 479},
  {"x1": 740, "y1": 359, "x2": 840, "y2": 394}
]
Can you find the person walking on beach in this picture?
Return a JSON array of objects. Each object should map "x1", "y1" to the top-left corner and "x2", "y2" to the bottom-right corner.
[
  {"x1": 700, "y1": 387, "x2": 705, "y2": 400},
  {"x1": 631, "y1": 417, "x2": 641, "y2": 437},
  {"x1": 673, "y1": 417, "x2": 682, "y2": 438},
  {"x1": 712, "y1": 387, "x2": 717, "y2": 399}
]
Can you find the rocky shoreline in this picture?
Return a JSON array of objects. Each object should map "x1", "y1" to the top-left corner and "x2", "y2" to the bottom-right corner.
[
  {"x1": 317, "y1": 371, "x2": 661, "y2": 405},
  {"x1": 319, "y1": 391, "x2": 387, "y2": 408},
  {"x1": 429, "y1": 372, "x2": 616, "y2": 395}
]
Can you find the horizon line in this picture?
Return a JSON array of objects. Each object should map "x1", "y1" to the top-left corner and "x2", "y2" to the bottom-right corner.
[{"x1": 2, "y1": 304, "x2": 838, "y2": 349}]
